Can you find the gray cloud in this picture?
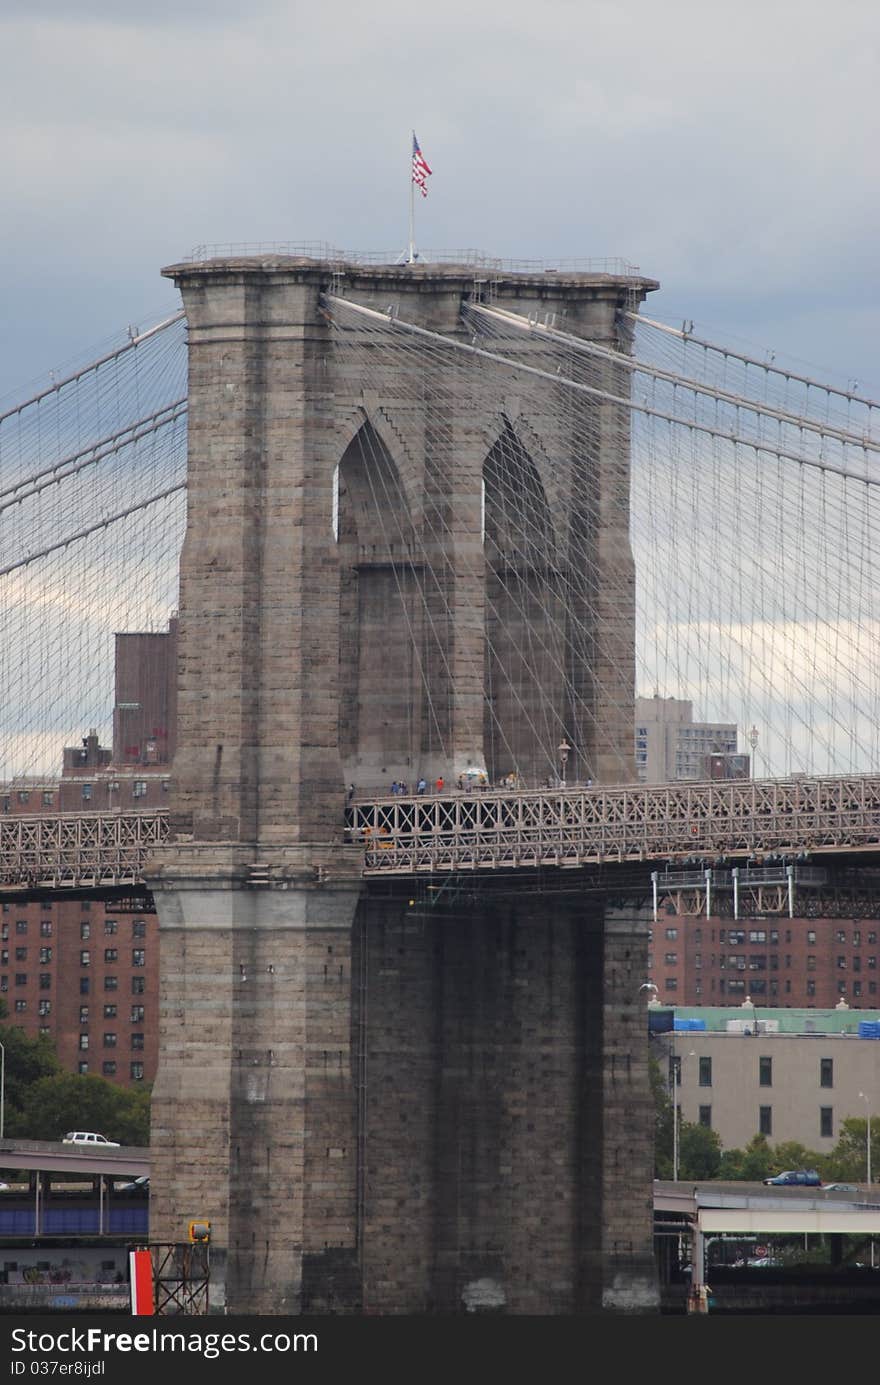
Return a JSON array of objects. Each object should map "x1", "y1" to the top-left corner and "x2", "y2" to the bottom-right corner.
[{"x1": 1, "y1": 0, "x2": 878, "y2": 392}]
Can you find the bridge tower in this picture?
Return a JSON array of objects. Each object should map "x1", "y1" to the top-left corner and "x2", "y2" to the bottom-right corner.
[{"x1": 145, "y1": 253, "x2": 661, "y2": 1314}]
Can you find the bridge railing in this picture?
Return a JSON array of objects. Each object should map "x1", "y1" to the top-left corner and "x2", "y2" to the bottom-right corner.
[
  {"x1": 0, "y1": 810, "x2": 169, "y2": 890},
  {"x1": 346, "y1": 775, "x2": 880, "y2": 874}
]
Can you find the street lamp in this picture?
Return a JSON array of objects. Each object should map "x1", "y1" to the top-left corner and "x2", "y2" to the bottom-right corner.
[
  {"x1": 859, "y1": 1090, "x2": 872, "y2": 1187},
  {"x1": 747, "y1": 725, "x2": 759, "y2": 780},
  {"x1": 558, "y1": 739, "x2": 571, "y2": 789}
]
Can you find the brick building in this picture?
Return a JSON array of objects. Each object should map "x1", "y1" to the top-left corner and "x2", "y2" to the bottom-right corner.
[
  {"x1": 0, "y1": 621, "x2": 176, "y2": 1088},
  {"x1": 648, "y1": 913, "x2": 880, "y2": 1008}
]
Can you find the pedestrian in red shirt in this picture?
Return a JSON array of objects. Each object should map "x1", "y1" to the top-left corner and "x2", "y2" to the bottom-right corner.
[{"x1": 436, "y1": 776, "x2": 444, "y2": 793}]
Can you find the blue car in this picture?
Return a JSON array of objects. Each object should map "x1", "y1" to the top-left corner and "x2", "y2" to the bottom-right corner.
[{"x1": 762, "y1": 1169, "x2": 821, "y2": 1186}]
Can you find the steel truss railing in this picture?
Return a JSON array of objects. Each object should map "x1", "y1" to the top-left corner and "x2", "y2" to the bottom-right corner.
[
  {"x1": 2, "y1": 774, "x2": 880, "y2": 889},
  {"x1": 0, "y1": 810, "x2": 169, "y2": 891},
  {"x1": 347, "y1": 775, "x2": 880, "y2": 875}
]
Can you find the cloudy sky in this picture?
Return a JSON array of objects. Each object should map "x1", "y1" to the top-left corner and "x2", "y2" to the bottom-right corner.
[{"x1": 1, "y1": 0, "x2": 878, "y2": 400}]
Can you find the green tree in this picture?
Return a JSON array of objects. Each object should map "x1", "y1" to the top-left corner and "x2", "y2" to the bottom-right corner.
[
  {"x1": 769, "y1": 1140, "x2": 827, "y2": 1178},
  {"x1": 12, "y1": 1072, "x2": 150, "y2": 1146},
  {"x1": 738, "y1": 1133, "x2": 774, "y2": 1181},
  {"x1": 0, "y1": 1016, "x2": 61, "y2": 1129},
  {"x1": 825, "y1": 1116, "x2": 879, "y2": 1183},
  {"x1": 677, "y1": 1120, "x2": 722, "y2": 1180}
]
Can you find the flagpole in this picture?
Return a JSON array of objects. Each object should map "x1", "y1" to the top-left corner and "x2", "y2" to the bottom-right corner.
[{"x1": 408, "y1": 129, "x2": 416, "y2": 263}]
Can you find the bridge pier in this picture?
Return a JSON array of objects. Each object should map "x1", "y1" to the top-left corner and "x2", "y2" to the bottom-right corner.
[
  {"x1": 147, "y1": 847, "x2": 363, "y2": 1315},
  {"x1": 148, "y1": 860, "x2": 657, "y2": 1314}
]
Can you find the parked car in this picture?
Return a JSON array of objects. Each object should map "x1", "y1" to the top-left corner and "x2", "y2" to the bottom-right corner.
[
  {"x1": 762, "y1": 1168, "x2": 821, "y2": 1186},
  {"x1": 115, "y1": 1176, "x2": 149, "y2": 1194},
  {"x1": 61, "y1": 1131, "x2": 120, "y2": 1148},
  {"x1": 822, "y1": 1182, "x2": 858, "y2": 1192}
]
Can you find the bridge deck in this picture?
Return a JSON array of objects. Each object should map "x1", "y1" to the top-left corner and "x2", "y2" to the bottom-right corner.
[{"x1": 0, "y1": 774, "x2": 879, "y2": 889}]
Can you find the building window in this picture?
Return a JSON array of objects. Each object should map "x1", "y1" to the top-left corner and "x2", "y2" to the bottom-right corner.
[
  {"x1": 695, "y1": 953, "x2": 702, "y2": 969},
  {"x1": 78, "y1": 1062, "x2": 89, "y2": 1075},
  {"x1": 103, "y1": 1004, "x2": 117, "y2": 1019},
  {"x1": 79, "y1": 977, "x2": 90, "y2": 995},
  {"x1": 664, "y1": 953, "x2": 677, "y2": 966},
  {"x1": 837, "y1": 956, "x2": 847, "y2": 969},
  {"x1": 81, "y1": 901, "x2": 91, "y2": 912},
  {"x1": 38, "y1": 973, "x2": 51, "y2": 991},
  {"x1": 104, "y1": 920, "x2": 118, "y2": 935},
  {"x1": 80, "y1": 950, "x2": 90, "y2": 966},
  {"x1": 131, "y1": 1033, "x2": 144, "y2": 1050},
  {"x1": 133, "y1": 781, "x2": 147, "y2": 799},
  {"x1": 42, "y1": 791, "x2": 54, "y2": 807},
  {"x1": 104, "y1": 976, "x2": 118, "y2": 992},
  {"x1": 14, "y1": 947, "x2": 26, "y2": 962},
  {"x1": 102, "y1": 1061, "x2": 117, "y2": 1077},
  {"x1": 14, "y1": 1000, "x2": 26, "y2": 1013},
  {"x1": 759, "y1": 1056, "x2": 772, "y2": 1087},
  {"x1": 820, "y1": 1107, "x2": 833, "y2": 1138},
  {"x1": 698, "y1": 1106, "x2": 712, "y2": 1128},
  {"x1": 130, "y1": 1005, "x2": 145, "y2": 1023},
  {"x1": 131, "y1": 977, "x2": 145, "y2": 995},
  {"x1": 14, "y1": 974, "x2": 26, "y2": 987},
  {"x1": 837, "y1": 980, "x2": 847, "y2": 995},
  {"x1": 132, "y1": 921, "x2": 146, "y2": 938},
  {"x1": 79, "y1": 1006, "x2": 89, "y2": 1024},
  {"x1": 869, "y1": 932, "x2": 877, "y2": 945},
  {"x1": 749, "y1": 930, "x2": 767, "y2": 944},
  {"x1": 664, "y1": 977, "x2": 678, "y2": 991},
  {"x1": 759, "y1": 1106, "x2": 772, "y2": 1136},
  {"x1": 38, "y1": 1000, "x2": 50, "y2": 1016},
  {"x1": 0, "y1": 977, "x2": 7, "y2": 992},
  {"x1": 15, "y1": 920, "x2": 27, "y2": 934},
  {"x1": 130, "y1": 1062, "x2": 144, "y2": 1081},
  {"x1": 81, "y1": 784, "x2": 92, "y2": 801},
  {"x1": 79, "y1": 1034, "x2": 89, "y2": 1050},
  {"x1": 853, "y1": 931, "x2": 861, "y2": 945},
  {"x1": 806, "y1": 978, "x2": 815, "y2": 996},
  {"x1": 80, "y1": 923, "x2": 90, "y2": 940},
  {"x1": 869, "y1": 957, "x2": 877, "y2": 970},
  {"x1": 697, "y1": 1056, "x2": 712, "y2": 1087},
  {"x1": 807, "y1": 930, "x2": 816, "y2": 944},
  {"x1": 40, "y1": 921, "x2": 52, "y2": 937},
  {"x1": 132, "y1": 949, "x2": 145, "y2": 967},
  {"x1": 694, "y1": 928, "x2": 702, "y2": 943},
  {"x1": 836, "y1": 930, "x2": 846, "y2": 944},
  {"x1": 103, "y1": 1033, "x2": 117, "y2": 1048},
  {"x1": 853, "y1": 981, "x2": 862, "y2": 997},
  {"x1": 39, "y1": 947, "x2": 52, "y2": 964},
  {"x1": 806, "y1": 955, "x2": 816, "y2": 971},
  {"x1": 104, "y1": 949, "x2": 118, "y2": 963},
  {"x1": 853, "y1": 956, "x2": 862, "y2": 973},
  {"x1": 16, "y1": 791, "x2": 29, "y2": 805},
  {"x1": 665, "y1": 928, "x2": 678, "y2": 941}
]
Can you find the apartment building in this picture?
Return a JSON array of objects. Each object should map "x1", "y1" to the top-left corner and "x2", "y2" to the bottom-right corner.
[
  {"x1": 0, "y1": 621, "x2": 176, "y2": 1088},
  {"x1": 635, "y1": 694, "x2": 747, "y2": 784}
]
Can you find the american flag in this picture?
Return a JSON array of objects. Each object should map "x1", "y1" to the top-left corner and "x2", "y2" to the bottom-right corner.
[{"x1": 412, "y1": 133, "x2": 432, "y2": 198}]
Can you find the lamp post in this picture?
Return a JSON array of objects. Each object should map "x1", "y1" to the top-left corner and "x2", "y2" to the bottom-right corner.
[
  {"x1": 558, "y1": 739, "x2": 571, "y2": 789},
  {"x1": 859, "y1": 1090, "x2": 872, "y2": 1187},
  {"x1": 747, "y1": 725, "x2": 759, "y2": 780},
  {"x1": 672, "y1": 1049, "x2": 681, "y2": 1182}
]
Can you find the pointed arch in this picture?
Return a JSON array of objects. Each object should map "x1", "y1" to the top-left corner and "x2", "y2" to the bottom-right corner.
[
  {"x1": 482, "y1": 422, "x2": 565, "y2": 785},
  {"x1": 337, "y1": 420, "x2": 425, "y2": 786}
]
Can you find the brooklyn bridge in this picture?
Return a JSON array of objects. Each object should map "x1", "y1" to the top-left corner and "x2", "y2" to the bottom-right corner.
[{"x1": 1, "y1": 247, "x2": 878, "y2": 1313}]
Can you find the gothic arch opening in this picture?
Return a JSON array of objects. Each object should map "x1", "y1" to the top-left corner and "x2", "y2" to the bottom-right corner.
[
  {"x1": 482, "y1": 423, "x2": 565, "y2": 785},
  {"x1": 337, "y1": 420, "x2": 424, "y2": 787}
]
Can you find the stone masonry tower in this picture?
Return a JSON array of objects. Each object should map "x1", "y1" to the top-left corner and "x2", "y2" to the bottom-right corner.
[{"x1": 145, "y1": 253, "x2": 660, "y2": 1314}]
